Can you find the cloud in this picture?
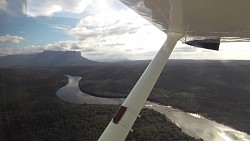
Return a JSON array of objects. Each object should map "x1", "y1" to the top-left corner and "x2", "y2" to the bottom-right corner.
[
  {"x1": 67, "y1": 7, "x2": 167, "y2": 60},
  {"x1": 0, "y1": 40, "x2": 73, "y2": 56},
  {"x1": 173, "y1": 44, "x2": 197, "y2": 52},
  {"x1": 0, "y1": 38, "x2": 156, "y2": 61},
  {"x1": 68, "y1": 9, "x2": 143, "y2": 40},
  {"x1": 0, "y1": 0, "x2": 28, "y2": 16},
  {"x1": 0, "y1": 35, "x2": 24, "y2": 43},
  {"x1": 3, "y1": 0, "x2": 250, "y2": 61},
  {"x1": 0, "y1": 0, "x2": 7, "y2": 11},
  {"x1": 169, "y1": 42, "x2": 250, "y2": 60},
  {"x1": 51, "y1": 24, "x2": 72, "y2": 31},
  {"x1": 0, "y1": 0, "x2": 167, "y2": 60},
  {"x1": 2, "y1": 38, "x2": 250, "y2": 61},
  {"x1": 25, "y1": 0, "x2": 93, "y2": 17}
]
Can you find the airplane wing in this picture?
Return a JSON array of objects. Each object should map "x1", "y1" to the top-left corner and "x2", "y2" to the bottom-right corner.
[
  {"x1": 120, "y1": 0, "x2": 250, "y2": 50},
  {"x1": 99, "y1": 1, "x2": 250, "y2": 141}
]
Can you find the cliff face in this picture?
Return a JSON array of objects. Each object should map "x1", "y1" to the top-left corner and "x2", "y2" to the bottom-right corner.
[
  {"x1": 0, "y1": 50, "x2": 95, "y2": 67},
  {"x1": 40, "y1": 50, "x2": 82, "y2": 58}
]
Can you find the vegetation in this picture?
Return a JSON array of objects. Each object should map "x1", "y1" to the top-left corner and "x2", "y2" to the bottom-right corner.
[
  {"x1": 61, "y1": 60, "x2": 250, "y2": 134},
  {"x1": 0, "y1": 68, "x2": 199, "y2": 141}
]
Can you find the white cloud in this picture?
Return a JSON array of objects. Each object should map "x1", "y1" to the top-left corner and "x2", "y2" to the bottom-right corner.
[
  {"x1": 25, "y1": 0, "x2": 93, "y2": 17},
  {"x1": 0, "y1": 0, "x2": 166, "y2": 60},
  {"x1": 0, "y1": 0, "x2": 7, "y2": 11},
  {"x1": 68, "y1": 7, "x2": 167, "y2": 60},
  {"x1": 2, "y1": 39, "x2": 250, "y2": 61},
  {"x1": 2, "y1": 0, "x2": 250, "y2": 61},
  {"x1": 0, "y1": 35, "x2": 24, "y2": 43},
  {"x1": 170, "y1": 42, "x2": 250, "y2": 60},
  {"x1": 0, "y1": 40, "x2": 73, "y2": 56},
  {"x1": 69, "y1": 9, "x2": 143, "y2": 39}
]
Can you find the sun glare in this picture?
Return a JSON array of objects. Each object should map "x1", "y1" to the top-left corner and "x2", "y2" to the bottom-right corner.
[{"x1": 95, "y1": 0, "x2": 114, "y2": 14}]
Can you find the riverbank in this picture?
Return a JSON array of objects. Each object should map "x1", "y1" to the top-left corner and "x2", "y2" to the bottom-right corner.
[
  {"x1": 79, "y1": 88, "x2": 250, "y2": 141},
  {"x1": 72, "y1": 63, "x2": 250, "y2": 135},
  {"x1": 0, "y1": 68, "x2": 199, "y2": 141},
  {"x1": 57, "y1": 75, "x2": 250, "y2": 141}
]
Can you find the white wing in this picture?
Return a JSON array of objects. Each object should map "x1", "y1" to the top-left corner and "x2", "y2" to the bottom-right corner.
[{"x1": 99, "y1": 1, "x2": 250, "y2": 141}]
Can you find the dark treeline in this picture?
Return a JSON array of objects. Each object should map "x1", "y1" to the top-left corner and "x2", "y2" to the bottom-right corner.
[
  {"x1": 0, "y1": 68, "x2": 200, "y2": 141},
  {"x1": 60, "y1": 60, "x2": 250, "y2": 134}
]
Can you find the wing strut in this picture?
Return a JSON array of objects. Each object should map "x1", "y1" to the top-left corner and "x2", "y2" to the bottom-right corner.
[
  {"x1": 98, "y1": 32, "x2": 182, "y2": 141},
  {"x1": 99, "y1": 1, "x2": 184, "y2": 140}
]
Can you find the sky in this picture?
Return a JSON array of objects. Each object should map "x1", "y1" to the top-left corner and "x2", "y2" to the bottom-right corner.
[{"x1": 0, "y1": 0, "x2": 250, "y2": 61}]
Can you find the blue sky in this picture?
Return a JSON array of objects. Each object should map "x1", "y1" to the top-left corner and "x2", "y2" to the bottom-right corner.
[
  {"x1": 0, "y1": 0, "x2": 250, "y2": 61},
  {"x1": 0, "y1": 0, "x2": 76, "y2": 47}
]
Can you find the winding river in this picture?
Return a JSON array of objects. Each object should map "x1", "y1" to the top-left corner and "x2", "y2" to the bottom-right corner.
[{"x1": 56, "y1": 75, "x2": 250, "y2": 141}]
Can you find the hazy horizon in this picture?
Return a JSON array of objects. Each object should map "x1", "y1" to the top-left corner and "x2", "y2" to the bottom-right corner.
[{"x1": 1, "y1": 0, "x2": 250, "y2": 61}]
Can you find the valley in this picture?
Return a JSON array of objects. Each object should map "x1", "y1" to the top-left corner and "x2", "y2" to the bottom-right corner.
[{"x1": 1, "y1": 51, "x2": 250, "y2": 140}]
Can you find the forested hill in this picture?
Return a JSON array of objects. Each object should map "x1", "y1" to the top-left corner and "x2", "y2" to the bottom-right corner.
[
  {"x1": 0, "y1": 68, "x2": 201, "y2": 141},
  {"x1": 0, "y1": 50, "x2": 95, "y2": 67},
  {"x1": 59, "y1": 60, "x2": 250, "y2": 134}
]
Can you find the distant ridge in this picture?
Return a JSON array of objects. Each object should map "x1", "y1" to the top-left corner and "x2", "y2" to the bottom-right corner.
[{"x1": 0, "y1": 50, "x2": 95, "y2": 68}]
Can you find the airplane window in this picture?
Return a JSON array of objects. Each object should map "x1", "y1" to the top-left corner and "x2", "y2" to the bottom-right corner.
[{"x1": 1, "y1": 0, "x2": 250, "y2": 141}]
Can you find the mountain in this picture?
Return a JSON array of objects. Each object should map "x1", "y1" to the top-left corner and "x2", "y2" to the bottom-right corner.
[{"x1": 0, "y1": 50, "x2": 95, "y2": 67}]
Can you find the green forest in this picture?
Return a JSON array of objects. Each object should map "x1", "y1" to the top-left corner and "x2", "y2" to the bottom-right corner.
[
  {"x1": 0, "y1": 68, "x2": 200, "y2": 141},
  {"x1": 61, "y1": 60, "x2": 250, "y2": 134}
]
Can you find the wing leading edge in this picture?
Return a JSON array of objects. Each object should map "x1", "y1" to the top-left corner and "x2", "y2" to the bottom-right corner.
[{"x1": 120, "y1": 0, "x2": 250, "y2": 50}]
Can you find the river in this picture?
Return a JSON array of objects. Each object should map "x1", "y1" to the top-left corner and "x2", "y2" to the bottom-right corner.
[{"x1": 56, "y1": 75, "x2": 250, "y2": 141}]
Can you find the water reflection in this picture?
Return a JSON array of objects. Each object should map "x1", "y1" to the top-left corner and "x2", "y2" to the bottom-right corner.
[
  {"x1": 187, "y1": 113, "x2": 205, "y2": 119},
  {"x1": 145, "y1": 103, "x2": 250, "y2": 141},
  {"x1": 56, "y1": 75, "x2": 124, "y2": 104},
  {"x1": 56, "y1": 75, "x2": 250, "y2": 141}
]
